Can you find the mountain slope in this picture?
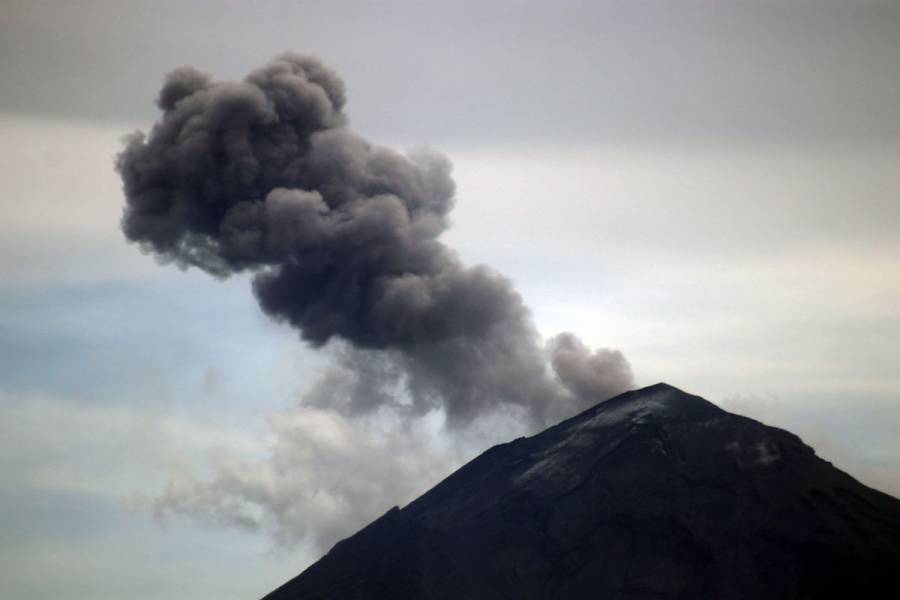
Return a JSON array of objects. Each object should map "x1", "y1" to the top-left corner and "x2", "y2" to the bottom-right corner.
[{"x1": 263, "y1": 383, "x2": 900, "y2": 599}]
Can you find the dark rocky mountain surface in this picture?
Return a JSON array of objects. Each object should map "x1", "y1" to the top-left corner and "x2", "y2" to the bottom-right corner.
[{"x1": 263, "y1": 383, "x2": 900, "y2": 599}]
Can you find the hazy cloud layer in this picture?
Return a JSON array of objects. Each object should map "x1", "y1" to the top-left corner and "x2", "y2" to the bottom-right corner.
[
  {"x1": 145, "y1": 338, "x2": 628, "y2": 553},
  {"x1": 149, "y1": 403, "x2": 467, "y2": 550},
  {"x1": 0, "y1": 391, "x2": 302, "y2": 600}
]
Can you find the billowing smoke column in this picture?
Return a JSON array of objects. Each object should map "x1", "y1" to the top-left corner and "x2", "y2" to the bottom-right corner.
[{"x1": 118, "y1": 53, "x2": 632, "y2": 427}]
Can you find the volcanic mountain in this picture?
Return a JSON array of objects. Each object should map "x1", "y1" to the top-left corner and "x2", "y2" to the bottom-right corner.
[{"x1": 263, "y1": 383, "x2": 900, "y2": 599}]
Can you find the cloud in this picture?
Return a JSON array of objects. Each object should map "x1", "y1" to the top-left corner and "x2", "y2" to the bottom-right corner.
[
  {"x1": 547, "y1": 332, "x2": 633, "y2": 411},
  {"x1": 0, "y1": 390, "x2": 297, "y2": 600},
  {"x1": 0, "y1": 391, "x2": 260, "y2": 497},
  {"x1": 117, "y1": 53, "x2": 633, "y2": 427},
  {"x1": 145, "y1": 332, "x2": 634, "y2": 551},
  {"x1": 147, "y1": 403, "x2": 468, "y2": 551}
]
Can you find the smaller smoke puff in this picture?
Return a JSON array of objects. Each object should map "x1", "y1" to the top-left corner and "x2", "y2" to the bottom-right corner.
[
  {"x1": 118, "y1": 52, "x2": 632, "y2": 426},
  {"x1": 547, "y1": 333, "x2": 633, "y2": 411}
]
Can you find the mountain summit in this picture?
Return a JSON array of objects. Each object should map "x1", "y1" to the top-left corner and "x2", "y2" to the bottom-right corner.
[{"x1": 263, "y1": 384, "x2": 900, "y2": 599}]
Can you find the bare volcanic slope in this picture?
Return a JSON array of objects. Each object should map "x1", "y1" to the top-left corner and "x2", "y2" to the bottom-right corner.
[{"x1": 263, "y1": 384, "x2": 900, "y2": 599}]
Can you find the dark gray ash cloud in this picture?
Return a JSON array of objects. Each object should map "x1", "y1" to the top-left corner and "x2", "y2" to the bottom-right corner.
[{"x1": 118, "y1": 53, "x2": 632, "y2": 427}]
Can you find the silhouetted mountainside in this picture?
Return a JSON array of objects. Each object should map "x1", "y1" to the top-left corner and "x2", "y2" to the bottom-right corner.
[{"x1": 263, "y1": 383, "x2": 900, "y2": 599}]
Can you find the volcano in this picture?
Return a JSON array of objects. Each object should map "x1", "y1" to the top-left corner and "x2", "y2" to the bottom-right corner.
[{"x1": 262, "y1": 383, "x2": 900, "y2": 599}]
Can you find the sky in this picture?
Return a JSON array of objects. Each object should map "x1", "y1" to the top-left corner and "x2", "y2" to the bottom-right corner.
[{"x1": 1, "y1": 1, "x2": 899, "y2": 599}]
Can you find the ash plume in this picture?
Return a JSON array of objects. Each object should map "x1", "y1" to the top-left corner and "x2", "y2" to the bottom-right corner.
[{"x1": 118, "y1": 52, "x2": 632, "y2": 427}]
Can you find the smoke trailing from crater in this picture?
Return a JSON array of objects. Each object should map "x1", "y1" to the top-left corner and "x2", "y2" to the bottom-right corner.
[{"x1": 118, "y1": 52, "x2": 632, "y2": 427}]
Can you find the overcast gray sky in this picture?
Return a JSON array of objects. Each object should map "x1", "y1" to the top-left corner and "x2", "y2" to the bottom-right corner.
[
  {"x1": 2, "y1": 2, "x2": 899, "y2": 599},
  {"x1": 3, "y1": 0, "x2": 899, "y2": 145}
]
